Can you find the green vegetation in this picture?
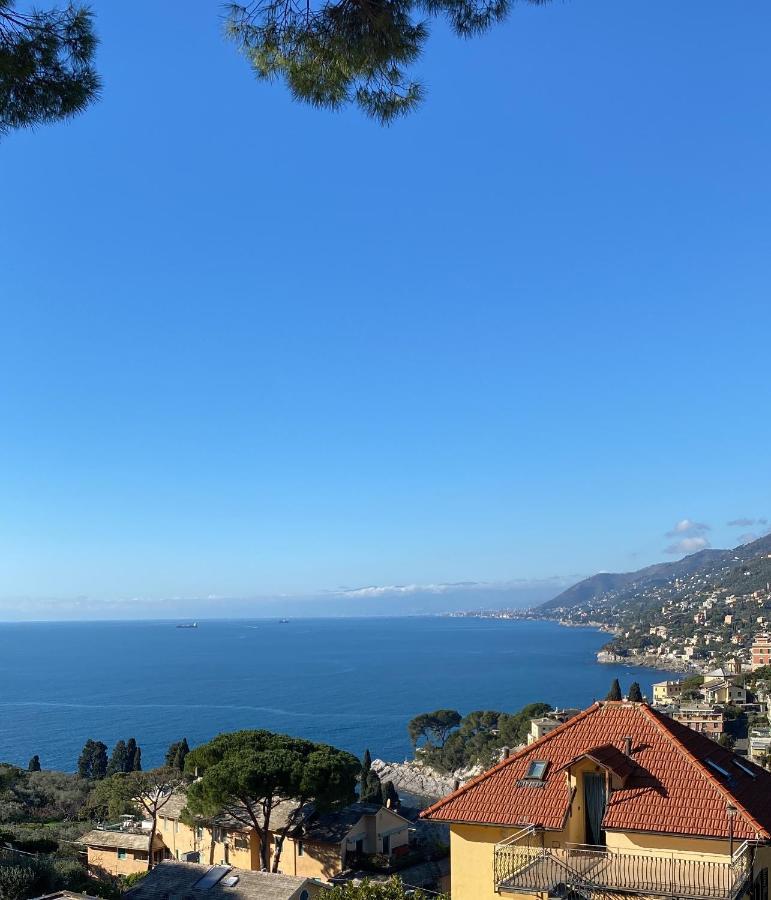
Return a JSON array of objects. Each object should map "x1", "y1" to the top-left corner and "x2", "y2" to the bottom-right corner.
[
  {"x1": 408, "y1": 710, "x2": 462, "y2": 750},
  {"x1": 0, "y1": 764, "x2": 91, "y2": 824},
  {"x1": 0, "y1": 1, "x2": 99, "y2": 136},
  {"x1": 627, "y1": 682, "x2": 643, "y2": 702},
  {"x1": 165, "y1": 738, "x2": 190, "y2": 772},
  {"x1": 409, "y1": 702, "x2": 552, "y2": 773},
  {"x1": 606, "y1": 679, "x2": 622, "y2": 701},
  {"x1": 105, "y1": 738, "x2": 142, "y2": 777},
  {"x1": 185, "y1": 730, "x2": 360, "y2": 872},
  {"x1": 360, "y1": 749, "x2": 383, "y2": 804},
  {"x1": 326, "y1": 877, "x2": 444, "y2": 898},
  {"x1": 77, "y1": 740, "x2": 108, "y2": 780},
  {"x1": 0, "y1": 764, "x2": 118, "y2": 900},
  {"x1": 1, "y1": 0, "x2": 555, "y2": 134},
  {"x1": 25, "y1": 757, "x2": 39, "y2": 774}
]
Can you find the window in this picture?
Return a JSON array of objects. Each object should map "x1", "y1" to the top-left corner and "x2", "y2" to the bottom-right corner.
[
  {"x1": 234, "y1": 835, "x2": 249, "y2": 850},
  {"x1": 525, "y1": 760, "x2": 549, "y2": 780},
  {"x1": 117, "y1": 849, "x2": 127, "y2": 860},
  {"x1": 382, "y1": 834, "x2": 390, "y2": 855},
  {"x1": 300, "y1": 892, "x2": 310, "y2": 900},
  {"x1": 196, "y1": 826, "x2": 203, "y2": 840},
  {"x1": 174, "y1": 820, "x2": 179, "y2": 833},
  {"x1": 297, "y1": 841, "x2": 304, "y2": 857}
]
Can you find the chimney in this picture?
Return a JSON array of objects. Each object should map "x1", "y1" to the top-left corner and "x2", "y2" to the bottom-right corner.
[
  {"x1": 501, "y1": 746, "x2": 510, "y2": 760},
  {"x1": 623, "y1": 736, "x2": 633, "y2": 757}
]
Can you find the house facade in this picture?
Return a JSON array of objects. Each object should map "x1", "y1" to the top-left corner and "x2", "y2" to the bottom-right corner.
[
  {"x1": 422, "y1": 701, "x2": 771, "y2": 900},
  {"x1": 280, "y1": 803, "x2": 411, "y2": 880},
  {"x1": 80, "y1": 829, "x2": 166, "y2": 877},
  {"x1": 154, "y1": 793, "x2": 410, "y2": 881}
]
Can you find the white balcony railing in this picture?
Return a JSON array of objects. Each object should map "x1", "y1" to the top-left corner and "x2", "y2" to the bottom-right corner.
[{"x1": 494, "y1": 829, "x2": 753, "y2": 900}]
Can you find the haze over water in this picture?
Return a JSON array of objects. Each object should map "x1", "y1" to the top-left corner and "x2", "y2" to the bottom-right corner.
[{"x1": 0, "y1": 617, "x2": 678, "y2": 771}]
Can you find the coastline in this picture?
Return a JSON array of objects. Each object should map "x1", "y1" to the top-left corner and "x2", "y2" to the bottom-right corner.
[{"x1": 456, "y1": 612, "x2": 698, "y2": 675}]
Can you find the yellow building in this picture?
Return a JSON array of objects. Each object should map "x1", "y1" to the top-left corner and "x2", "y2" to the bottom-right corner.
[
  {"x1": 423, "y1": 701, "x2": 771, "y2": 900},
  {"x1": 157, "y1": 792, "x2": 410, "y2": 882},
  {"x1": 652, "y1": 680, "x2": 683, "y2": 704},
  {"x1": 80, "y1": 829, "x2": 166, "y2": 877},
  {"x1": 279, "y1": 803, "x2": 411, "y2": 880},
  {"x1": 157, "y1": 792, "x2": 265, "y2": 869}
]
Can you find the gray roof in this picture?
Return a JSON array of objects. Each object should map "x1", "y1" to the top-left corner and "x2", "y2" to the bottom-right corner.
[
  {"x1": 125, "y1": 861, "x2": 321, "y2": 900},
  {"x1": 298, "y1": 803, "x2": 382, "y2": 844},
  {"x1": 79, "y1": 830, "x2": 159, "y2": 852},
  {"x1": 160, "y1": 791, "x2": 299, "y2": 834}
]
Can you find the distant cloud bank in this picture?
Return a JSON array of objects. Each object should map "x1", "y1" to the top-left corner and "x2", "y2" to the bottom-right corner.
[
  {"x1": 0, "y1": 576, "x2": 579, "y2": 622},
  {"x1": 663, "y1": 518, "x2": 711, "y2": 556}
]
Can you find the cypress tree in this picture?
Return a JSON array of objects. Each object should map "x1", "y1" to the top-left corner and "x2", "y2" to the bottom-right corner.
[
  {"x1": 28, "y1": 755, "x2": 41, "y2": 772},
  {"x1": 92, "y1": 741, "x2": 108, "y2": 779},
  {"x1": 606, "y1": 678, "x2": 622, "y2": 701},
  {"x1": 174, "y1": 738, "x2": 189, "y2": 772},
  {"x1": 107, "y1": 739, "x2": 128, "y2": 775},
  {"x1": 628, "y1": 682, "x2": 643, "y2": 703},
  {"x1": 383, "y1": 780, "x2": 400, "y2": 809},
  {"x1": 126, "y1": 738, "x2": 141, "y2": 772}
]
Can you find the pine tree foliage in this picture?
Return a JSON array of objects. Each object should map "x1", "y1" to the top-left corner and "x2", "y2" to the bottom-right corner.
[
  {"x1": 225, "y1": 0, "x2": 551, "y2": 123},
  {"x1": 606, "y1": 678, "x2": 622, "y2": 701},
  {"x1": 0, "y1": 0, "x2": 99, "y2": 136},
  {"x1": 627, "y1": 681, "x2": 643, "y2": 703}
]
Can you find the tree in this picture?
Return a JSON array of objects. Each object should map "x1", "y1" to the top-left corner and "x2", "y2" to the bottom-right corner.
[
  {"x1": 382, "y1": 780, "x2": 399, "y2": 810},
  {"x1": 359, "y1": 748, "x2": 381, "y2": 803},
  {"x1": 27, "y1": 755, "x2": 40, "y2": 772},
  {"x1": 360, "y1": 770, "x2": 383, "y2": 805},
  {"x1": 165, "y1": 738, "x2": 190, "y2": 772},
  {"x1": 606, "y1": 679, "x2": 622, "y2": 701},
  {"x1": 184, "y1": 730, "x2": 360, "y2": 872},
  {"x1": 106, "y1": 740, "x2": 128, "y2": 776},
  {"x1": 627, "y1": 682, "x2": 643, "y2": 703},
  {"x1": 224, "y1": 0, "x2": 551, "y2": 123},
  {"x1": 0, "y1": 1, "x2": 99, "y2": 137},
  {"x1": 326, "y1": 877, "x2": 442, "y2": 898},
  {"x1": 125, "y1": 768, "x2": 185, "y2": 871},
  {"x1": 126, "y1": 738, "x2": 141, "y2": 773},
  {"x1": 77, "y1": 740, "x2": 108, "y2": 779},
  {"x1": 85, "y1": 773, "x2": 137, "y2": 821},
  {"x1": 2, "y1": 0, "x2": 553, "y2": 136},
  {"x1": 408, "y1": 709, "x2": 462, "y2": 749}
]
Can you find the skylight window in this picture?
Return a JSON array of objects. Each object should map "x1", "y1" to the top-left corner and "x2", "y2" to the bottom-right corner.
[
  {"x1": 732, "y1": 759, "x2": 757, "y2": 779},
  {"x1": 525, "y1": 760, "x2": 549, "y2": 780},
  {"x1": 706, "y1": 759, "x2": 732, "y2": 780}
]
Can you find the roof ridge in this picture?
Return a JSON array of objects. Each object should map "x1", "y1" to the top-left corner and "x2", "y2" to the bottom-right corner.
[
  {"x1": 421, "y1": 702, "x2": 602, "y2": 820},
  {"x1": 640, "y1": 703, "x2": 768, "y2": 839}
]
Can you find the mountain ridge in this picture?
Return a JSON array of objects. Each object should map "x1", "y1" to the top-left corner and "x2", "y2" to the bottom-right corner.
[{"x1": 539, "y1": 533, "x2": 771, "y2": 612}]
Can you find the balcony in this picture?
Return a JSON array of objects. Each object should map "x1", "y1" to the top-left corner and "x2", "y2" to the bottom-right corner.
[{"x1": 494, "y1": 828, "x2": 753, "y2": 900}]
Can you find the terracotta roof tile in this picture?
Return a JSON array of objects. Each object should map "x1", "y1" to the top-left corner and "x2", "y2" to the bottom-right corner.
[{"x1": 421, "y1": 702, "x2": 771, "y2": 841}]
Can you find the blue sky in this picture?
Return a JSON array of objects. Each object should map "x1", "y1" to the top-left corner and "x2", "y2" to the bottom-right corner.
[{"x1": 1, "y1": 0, "x2": 770, "y2": 619}]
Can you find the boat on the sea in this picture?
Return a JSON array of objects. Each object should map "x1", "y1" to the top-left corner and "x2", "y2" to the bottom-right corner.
[
  {"x1": 176, "y1": 622, "x2": 198, "y2": 629},
  {"x1": 279, "y1": 618, "x2": 289, "y2": 624}
]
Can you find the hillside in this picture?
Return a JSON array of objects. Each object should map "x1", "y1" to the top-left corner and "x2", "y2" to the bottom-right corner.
[{"x1": 540, "y1": 534, "x2": 771, "y2": 613}]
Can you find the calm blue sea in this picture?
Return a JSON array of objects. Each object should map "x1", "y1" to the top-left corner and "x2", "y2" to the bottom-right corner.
[{"x1": 0, "y1": 617, "x2": 679, "y2": 771}]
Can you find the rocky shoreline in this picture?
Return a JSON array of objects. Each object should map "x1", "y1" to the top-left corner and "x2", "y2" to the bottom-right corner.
[
  {"x1": 371, "y1": 758, "x2": 481, "y2": 804},
  {"x1": 596, "y1": 649, "x2": 697, "y2": 673}
]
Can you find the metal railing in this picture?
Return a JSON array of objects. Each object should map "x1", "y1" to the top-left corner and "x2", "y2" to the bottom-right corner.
[{"x1": 494, "y1": 831, "x2": 753, "y2": 900}]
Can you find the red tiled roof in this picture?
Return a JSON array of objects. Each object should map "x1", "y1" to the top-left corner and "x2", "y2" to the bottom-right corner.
[{"x1": 421, "y1": 702, "x2": 771, "y2": 841}]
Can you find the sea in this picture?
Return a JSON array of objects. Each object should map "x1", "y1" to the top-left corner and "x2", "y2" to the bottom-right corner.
[{"x1": 0, "y1": 617, "x2": 680, "y2": 772}]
